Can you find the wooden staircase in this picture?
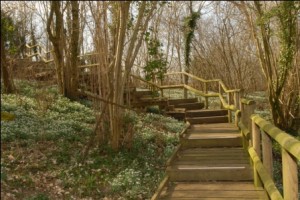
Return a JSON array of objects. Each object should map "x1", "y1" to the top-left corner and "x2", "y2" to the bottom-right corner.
[{"x1": 152, "y1": 101, "x2": 269, "y2": 200}]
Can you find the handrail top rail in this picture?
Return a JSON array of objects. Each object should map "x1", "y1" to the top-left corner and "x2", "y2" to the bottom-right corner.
[
  {"x1": 26, "y1": 44, "x2": 53, "y2": 54},
  {"x1": 241, "y1": 98, "x2": 256, "y2": 105},
  {"x1": 164, "y1": 71, "x2": 240, "y2": 93},
  {"x1": 251, "y1": 114, "x2": 300, "y2": 160}
]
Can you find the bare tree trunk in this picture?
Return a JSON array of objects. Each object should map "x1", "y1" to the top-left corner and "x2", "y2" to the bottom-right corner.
[
  {"x1": 65, "y1": 1, "x2": 80, "y2": 100},
  {"x1": 47, "y1": 1, "x2": 65, "y2": 95},
  {"x1": 110, "y1": 2, "x2": 130, "y2": 150},
  {"x1": 1, "y1": 35, "x2": 15, "y2": 93}
]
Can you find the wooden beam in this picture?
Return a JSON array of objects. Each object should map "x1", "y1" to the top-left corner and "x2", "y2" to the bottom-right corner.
[
  {"x1": 151, "y1": 176, "x2": 169, "y2": 200},
  {"x1": 166, "y1": 144, "x2": 181, "y2": 166},
  {"x1": 262, "y1": 131, "x2": 273, "y2": 179},
  {"x1": 282, "y1": 148, "x2": 298, "y2": 200},
  {"x1": 252, "y1": 120, "x2": 262, "y2": 187}
]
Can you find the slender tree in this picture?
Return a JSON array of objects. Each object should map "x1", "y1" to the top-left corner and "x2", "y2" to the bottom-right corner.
[
  {"x1": 182, "y1": 2, "x2": 200, "y2": 98},
  {"x1": 1, "y1": 11, "x2": 16, "y2": 93},
  {"x1": 234, "y1": 1, "x2": 299, "y2": 130},
  {"x1": 47, "y1": 1, "x2": 80, "y2": 99}
]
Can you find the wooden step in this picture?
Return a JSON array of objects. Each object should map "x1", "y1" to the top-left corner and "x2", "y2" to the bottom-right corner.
[
  {"x1": 186, "y1": 109, "x2": 228, "y2": 118},
  {"x1": 176, "y1": 147, "x2": 248, "y2": 163},
  {"x1": 175, "y1": 102, "x2": 205, "y2": 110},
  {"x1": 165, "y1": 105, "x2": 175, "y2": 111},
  {"x1": 167, "y1": 147, "x2": 253, "y2": 181},
  {"x1": 140, "y1": 94, "x2": 160, "y2": 99},
  {"x1": 189, "y1": 123, "x2": 237, "y2": 132},
  {"x1": 186, "y1": 115, "x2": 228, "y2": 124},
  {"x1": 158, "y1": 182, "x2": 268, "y2": 200},
  {"x1": 181, "y1": 133, "x2": 242, "y2": 148},
  {"x1": 165, "y1": 109, "x2": 186, "y2": 121},
  {"x1": 134, "y1": 90, "x2": 154, "y2": 97},
  {"x1": 139, "y1": 97, "x2": 167, "y2": 101},
  {"x1": 167, "y1": 164, "x2": 253, "y2": 181},
  {"x1": 181, "y1": 123, "x2": 242, "y2": 148},
  {"x1": 168, "y1": 98, "x2": 198, "y2": 106},
  {"x1": 131, "y1": 100, "x2": 168, "y2": 107}
]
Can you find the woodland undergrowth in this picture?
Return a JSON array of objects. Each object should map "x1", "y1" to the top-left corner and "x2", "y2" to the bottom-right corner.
[{"x1": 1, "y1": 80, "x2": 185, "y2": 200}]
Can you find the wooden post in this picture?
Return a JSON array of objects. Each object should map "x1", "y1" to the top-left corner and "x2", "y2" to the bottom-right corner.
[
  {"x1": 184, "y1": 73, "x2": 188, "y2": 99},
  {"x1": 219, "y1": 83, "x2": 223, "y2": 109},
  {"x1": 282, "y1": 148, "x2": 298, "y2": 200},
  {"x1": 262, "y1": 131, "x2": 273, "y2": 178},
  {"x1": 204, "y1": 82, "x2": 208, "y2": 109},
  {"x1": 234, "y1": 91, "x2": 240, "y2": 110},
  {"x1": 252, "y1": 120, "x2": 262, "y2": 187},
  {"x1": 234, "y1": 92, "x2": 237, "y2": 109},
  {"x1": 252, "y1": 121, "x2": 261, "y2": 157},
  {"x1": 240, "y1": 99, "x2": 245, "y2": 126},
  {"x1": 160, "y1": 79, "x2": 164, "y2": 98},
  {"x1": 227, "y1": 92, "x2": 232, "y2": 123}
]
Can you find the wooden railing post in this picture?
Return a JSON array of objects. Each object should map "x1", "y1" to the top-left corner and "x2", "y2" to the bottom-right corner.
[
  {"x1": 241, "y1": 99, "x2": 255, "y2": 134},
  {"x1": 262, "y1": 131, "x2": 273, "y2": 178},
  {"x1": 160, "y1": 79, "x2": 164, "y2": 98},
  {"x1": 227, "y1": 92, "x2": 232, "y2": 123},
  {"x1": 252, "y1": 120, "x2": 262, "y2": 187},
  {"x1": 219, "y1": 83, "x2": 223, "y2": 109},
  {"x1": 282, "y1": 148, "x2": 298, "y2": 200},
  {"x1": 204, "y1": 82, "x2": 208, "y2": 109},
  {"x1": 234, "y1": 91, "x2": 240, "y2": 110},
  {"x1": 248, "y1": 104, "x2": 255, "y2": 134},
  {"x1": 184, "y1": 73, "x2": 188, "y2": 99}
]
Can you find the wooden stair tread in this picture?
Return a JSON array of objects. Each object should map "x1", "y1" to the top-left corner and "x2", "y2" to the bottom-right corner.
[
  {"x1": 166, "y1": 110, "x2": 186, "y2": 114},
  {"x1": 169, "y1": 162, "x2": 251, "y2": 167},
  {"x1": 170, "y1": 148, "x2": 250, "y2": 166},
  {"x1": 186, "y1": 109, "x2": 228, "y2": 117},
  {"x1": 163, "y1": 181, "x2": 264, "y2": 191},
  {"x1": 173, "y1": 159, "x2": 249, "y2": 164},
  {"x1": 168, "y1": 98, "x2": 198, "y2": 105},
  {"x1": 186, "y1": 116, "x2": 228, "y2": 124},
  {"x1": 175, "y1": 102, "x2": 205, "y2": 110},
  {"x1": 179, "y1": 147, "x2": 244, "y2": 153},
  {"x1": 191, "y1": 123, "x2": 236, "y2": 128},
  {"x1": 178, "y1": 148, "x2": 247, "y2": 156},
  {"x1": 159, "y1": 183, "x2": 269, "y2": 199},
  {"x1": 188, "y1": 128, "x2": 238, "y2": 133},
  {"x1": 139, "y1": 97, "x2": 168, "y2": 101},
  {"x1": 186, "y1": 133, "x2": 241, "y2": 139}
]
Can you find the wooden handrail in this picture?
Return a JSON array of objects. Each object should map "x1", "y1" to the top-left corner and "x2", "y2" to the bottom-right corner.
[
  {"x1": 27, "y1": 42, "x2": 240, "y2": 121},
  {"x1": 77, "y1": 53, "x2": 98, "y2": 58},
  {"x1": 25, "y1": 52, "x2": 54, "y2": 63},
  {"x1": 26, "y1": 43, "x2": 53, "y2": 55},
  {"x1": 251, "y1": 114, "x2": 300, "y2": 159},
  {"x1": 129, "y1": 74, "x2": 161, "y2": 89},
  {"x1": 248, "y1": 147, "x2": 283, "y2": 200},
  {"x1": 164, "y1": 71, "x2": 240, "y2": 93},
  {"x1": 219, "y1": 93, "x2": 237, "y2": 111},
  {"x1": 129, "y1": 72, "x2": 239, "y2": 115},
  {"x1": 241, "y1": 98, "x2": 255, "y2": 105},
  {"x1": 244, "y1": 114, "x2": 300, "y2": 200}
]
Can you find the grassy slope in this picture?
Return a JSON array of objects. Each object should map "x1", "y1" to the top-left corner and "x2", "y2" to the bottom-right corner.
[{"x1": 1, "y1": 80, "x2": 185, "y2": 200}]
